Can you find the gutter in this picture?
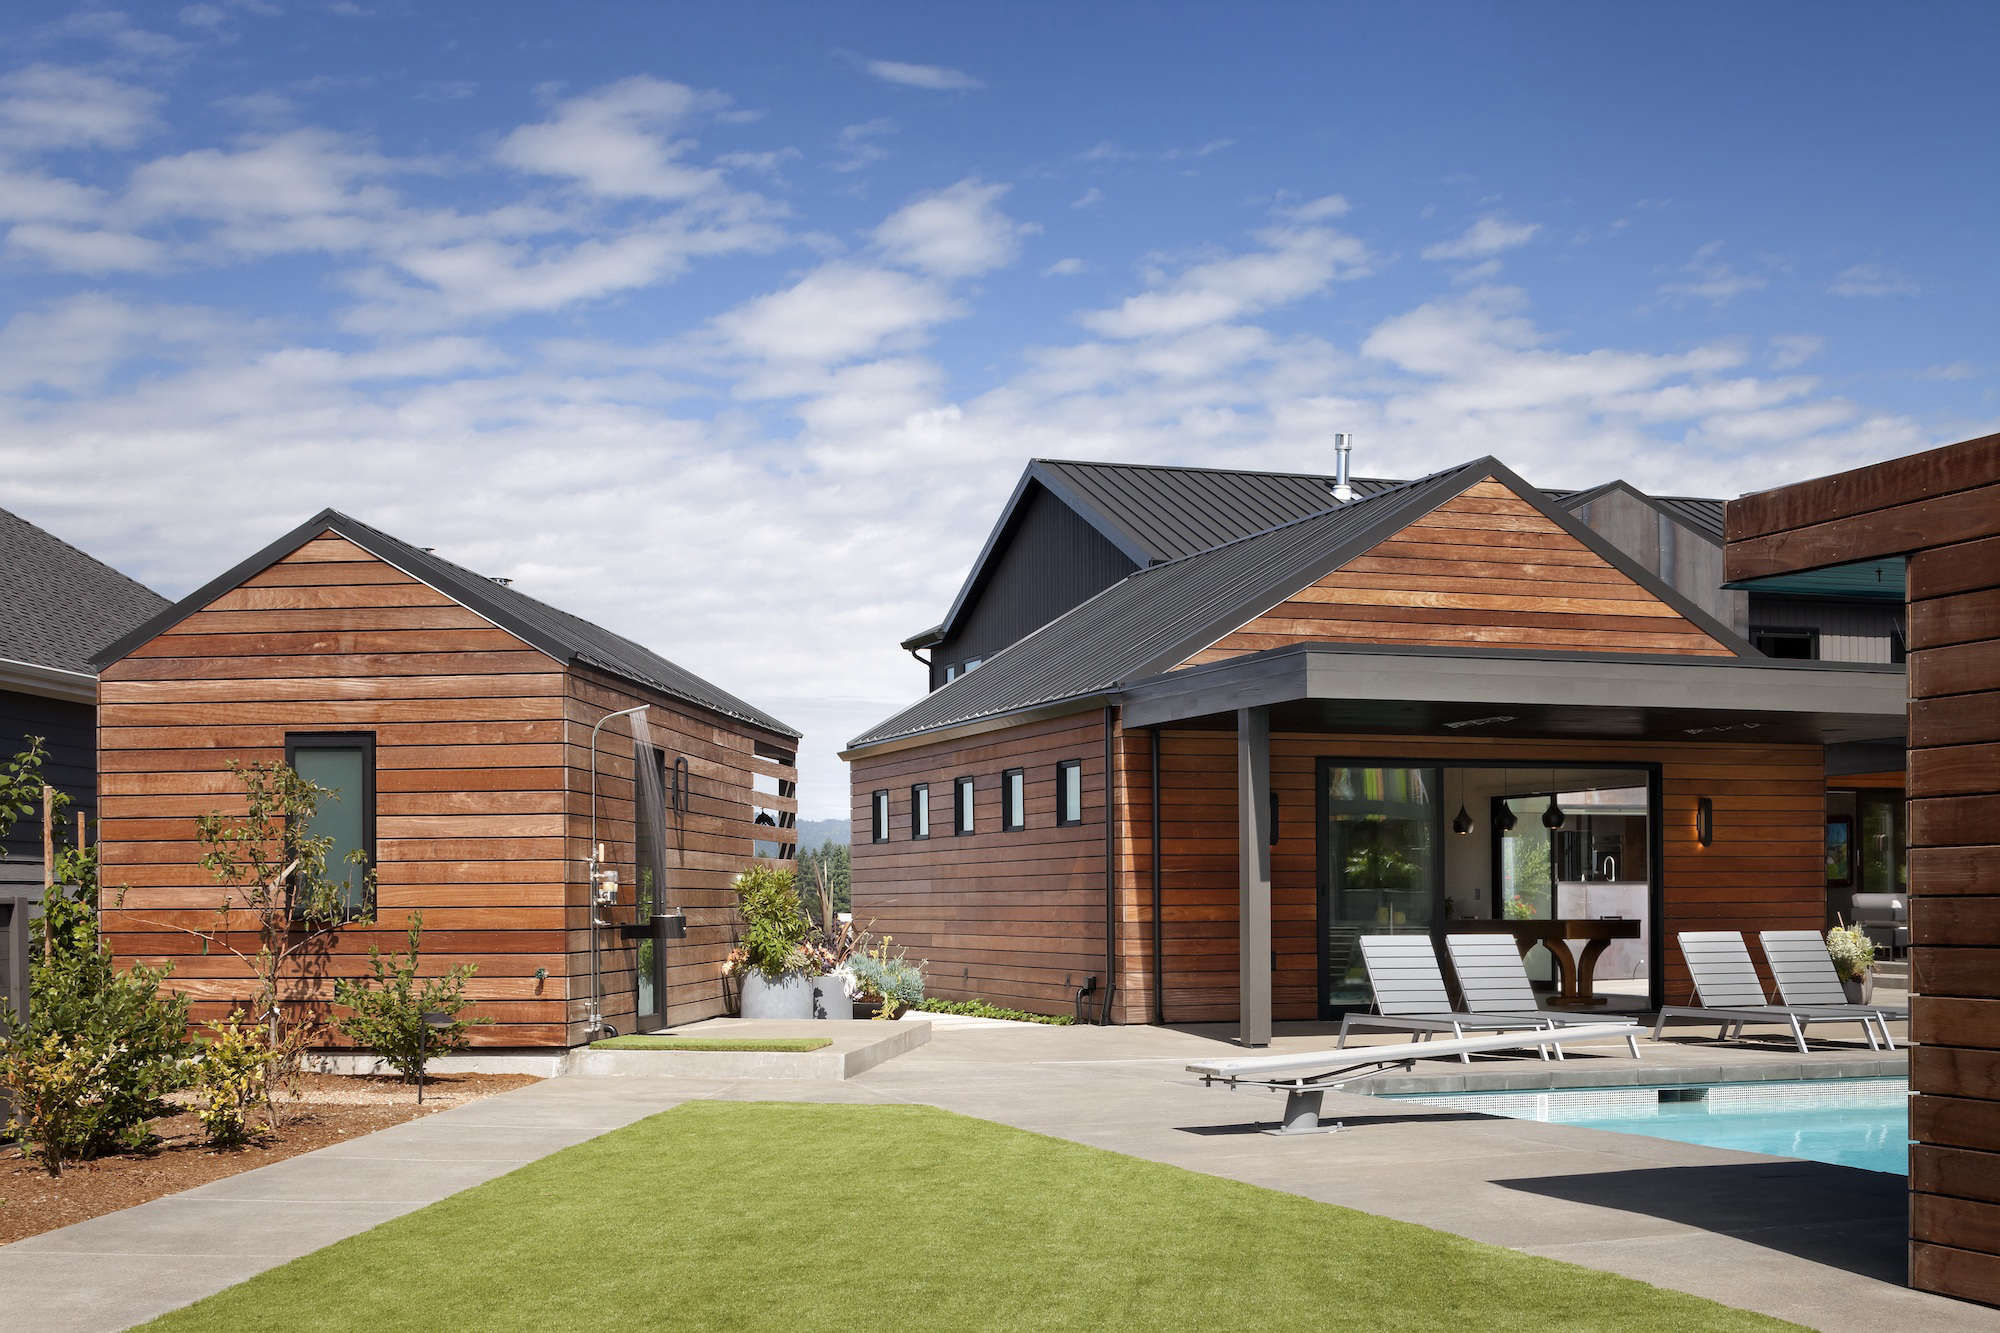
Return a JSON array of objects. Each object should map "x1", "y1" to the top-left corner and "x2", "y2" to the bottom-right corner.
[{"x1": 0, "y1": 657, "x2": 96, "y2": 705}]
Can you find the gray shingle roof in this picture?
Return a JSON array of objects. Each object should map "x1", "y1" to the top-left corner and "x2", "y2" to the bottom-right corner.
[
  {"x1": 94, "y1": 509, "x2": 800, "y2": 740},
  {"x1": 850, "y1": 464, "x2": 1484, "y2": 749},
  {"x1": 0, "y1": 506, "x2": 169, "y2": 675}
]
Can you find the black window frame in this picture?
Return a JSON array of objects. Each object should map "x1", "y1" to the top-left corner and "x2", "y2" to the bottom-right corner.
[
  {"x1": 870, "y1": 789, "x2": 890, "y2": 843},
  {"x1": 1751, "y1": 626, "x2": 1819, "y2": 660},
  {"x1": 284, "y1": 731, "x2": 377, "y2": 922},
  {"x1": 1002, "y1": 767, "x2": 1026, "y2": 832},
  {"x1": 1055, "y1": 759, "x2": 1083, "y2": 827},
  {"x1": 953, "y1": 775, "x2": 975, "y2": 836},
  {"x1": 910, "y1": 783, "x2": 931, "y2": 841}
]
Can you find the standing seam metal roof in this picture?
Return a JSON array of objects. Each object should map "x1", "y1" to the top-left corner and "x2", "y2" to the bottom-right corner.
[{"x1": 849, "y1": 463, "x2": 1480, "y2": 749}]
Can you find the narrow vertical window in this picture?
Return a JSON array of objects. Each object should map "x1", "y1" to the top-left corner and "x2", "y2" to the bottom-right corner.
[
  {"x1": 954, "y1": 775, "x2": 975, "y2": 835},
  {"x1": 1002, "y1": 767, "x2": 1026, "y2": 831},
  {"x1": 910, "y1": 783, "x2": 930, "y2": 840},
  {"x1": 871, "y1": 789, "x2": 890, "y2": 843},
  {"x1": 1056, "y1": 759, "x2": 1083, "y2": 826},
  {"x1": 286, "y1": 732, "x2": 375, "y2": 919}
]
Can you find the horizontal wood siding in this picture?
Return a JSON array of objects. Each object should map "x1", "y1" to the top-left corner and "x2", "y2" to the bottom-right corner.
[
  {"x1": 562, "y1": 668, "x2": 797, "y2": 1045},
  {"x1": 850, "y1": 712, "x2": 1109, "y2": 1017},
  {"x1": 98, "y1": 535, "x2": 574, "y2": 1046},
  {"x1": 1727, "y1": 430, "x2": 2000, "y2": 1308},
  {"x1": 1145, "y1": 731, "x2": 1821, "y2": 1023},
  {"x1": 1182, "y1": 479, "x2": 1733, "y2": 666}
]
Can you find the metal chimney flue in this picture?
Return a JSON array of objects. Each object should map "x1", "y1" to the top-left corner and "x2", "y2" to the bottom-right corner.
[{"x1": 1332, "y1": 432, "x2": 1355, "y2": 503}]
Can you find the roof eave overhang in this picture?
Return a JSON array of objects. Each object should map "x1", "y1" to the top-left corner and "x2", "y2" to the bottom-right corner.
[
  {"x1": 0, "y1": 656, "x2": 97, "y2": 705},
  {"x1": 839, "y1": 692, "x2": 1115, "y2": 762},
  {"x1": 1117, "y1": 642, "x2": 1908, "y2": 744}
]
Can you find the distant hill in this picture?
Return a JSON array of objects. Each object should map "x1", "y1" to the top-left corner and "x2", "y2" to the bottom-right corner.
[{"x1": 793, "y1": 817, "x2": 849, "y2": 851}]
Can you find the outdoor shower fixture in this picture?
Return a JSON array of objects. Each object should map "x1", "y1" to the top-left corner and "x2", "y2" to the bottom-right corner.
[{"x1": 584, "y1": 704, "x2": 650, "y2": 1038}]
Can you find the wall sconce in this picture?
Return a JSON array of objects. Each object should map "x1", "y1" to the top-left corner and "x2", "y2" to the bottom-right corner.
[{"x1": 1696, "y1": 797, "x2": 1714, "y2": 847}]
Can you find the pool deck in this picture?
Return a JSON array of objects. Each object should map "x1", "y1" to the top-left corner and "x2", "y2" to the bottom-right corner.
[{"x1": 7, "y1": 1009, "x2": 1986, "y2": 1332}]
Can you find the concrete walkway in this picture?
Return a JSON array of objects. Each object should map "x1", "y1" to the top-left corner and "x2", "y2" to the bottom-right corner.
[{"x1": 4, "y1": 1016, "x2": 1982, "y2": 1332}]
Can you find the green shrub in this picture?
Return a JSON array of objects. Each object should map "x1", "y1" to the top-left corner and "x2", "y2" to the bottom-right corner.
[
  {"x1": 192, "y1": 1014, "x2": 271, "y2": 1148},
  {"x1": 911, "y1": 998, "x2": 1075, "y2": 1025},
  {"x1": 0, "y1": 948, "x2": 192, "y2": 1174},
  {"x1": 332, "y1": 913, "x2": 487, "y2": 1082},
  {"x1": 727, "y1": 865, "x2": 814, "y2": 981}
]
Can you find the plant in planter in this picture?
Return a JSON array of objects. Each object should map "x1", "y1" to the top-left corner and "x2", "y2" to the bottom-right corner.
[
  {"x1": 724, "y1": 865, "x2": 817, "y2": 1019},
  {"x1": 847, "y1": 937, "x2": 926, "y2": 1020},
  {"x1": 1826, "y1": 924, "x2": 1877, "y2": 1003}
]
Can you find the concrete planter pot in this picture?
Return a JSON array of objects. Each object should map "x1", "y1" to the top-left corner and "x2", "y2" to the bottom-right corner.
[
  {"x1": 1842, "y1": 972, "x2": 1875, "y2": 1006},
  {"x1": 811, "y1": 974, "x2": 853, "y2": 1021},
  {"x1": 740, "y1": 972, "x2": 815, "y2": 1020}
]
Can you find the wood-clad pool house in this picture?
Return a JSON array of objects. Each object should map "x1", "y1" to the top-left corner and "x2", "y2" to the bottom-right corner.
[
  {"x1": 846, "y1": 454, "x2": 1908, "y2": 1040},
  {"x1": 1726, "y1": 429, "x2": 2000, "y2": 1309},
  {"x1": 90, "y1": 510, "x2": 799, "y2": 1049}
]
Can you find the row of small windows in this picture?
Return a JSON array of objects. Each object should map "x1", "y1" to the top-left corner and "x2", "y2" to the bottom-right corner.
[
  {"x1": 869, "y1": 760, "x2": 1082, "y2": 842},
  {"x1": 940, "y1": 655, "x2": 984, "y2": 684}
]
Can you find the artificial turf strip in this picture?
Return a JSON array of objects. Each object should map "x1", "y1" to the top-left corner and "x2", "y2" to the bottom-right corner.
[
  {"x1": 587, "y1": 1036, "x2": 832, "y2": 1052},
  {"x1": 142, "y1": 1102, "x2": 1795, "y2": 1333}
]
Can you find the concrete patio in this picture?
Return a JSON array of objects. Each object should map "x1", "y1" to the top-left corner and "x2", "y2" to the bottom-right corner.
[{"x1": 5, "y1": 1012, "x2": 1976, "y2": 1333}]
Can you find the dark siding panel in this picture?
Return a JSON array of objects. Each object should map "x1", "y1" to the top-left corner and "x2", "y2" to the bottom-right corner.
[
  {"x1": 932, "y1": 486, "x2": 1136, "y2": 689},
  {"x1": 0, "y1": 689, "x2": 96, "y2": 864}
]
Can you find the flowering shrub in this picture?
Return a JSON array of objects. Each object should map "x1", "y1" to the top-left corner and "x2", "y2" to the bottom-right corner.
[{"x1": 1826, "y1": 924, "x2": 1876, "y2": 981}]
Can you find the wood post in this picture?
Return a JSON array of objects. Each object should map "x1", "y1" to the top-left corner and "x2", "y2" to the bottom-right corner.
[
  {"x1": 40, "y1": 784, "x2": 54, "y2": 955},
  {"x1": 1237, "y1": 706, "x2": 1272, "y2": 1047}
]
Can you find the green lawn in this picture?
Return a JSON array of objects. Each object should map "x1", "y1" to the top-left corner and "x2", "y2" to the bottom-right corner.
[
  {"x1": 144, "y1": 1102, "x2": 1792, "y2": 1332},
  {"x1": 587, "y1": 1035, "x2": 832, "y2": 1052}
]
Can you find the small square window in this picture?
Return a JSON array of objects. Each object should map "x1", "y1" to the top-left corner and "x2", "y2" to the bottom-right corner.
[
  {"x1": 1751, "y1": 628, "x2": 1816, "y2": 660},
  {"x1": 1056, "y1": 759, "x2": 1083, "y2": 826},
  {"x1": 870, "y1": 789, "x2": 890, "y2": 843},
  {"x1": 954, "y1": 776, "x2": 975, "y2": 835},
  {"x1": 1002, "y1": 768, "x2": 1026, "y2": 831},
  {"x1": 910, "y1": 783, "x2": 930, "y2": 840}
]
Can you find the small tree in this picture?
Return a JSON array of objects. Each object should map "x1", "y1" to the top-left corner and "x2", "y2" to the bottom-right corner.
[
  {"x1": 727, "y1": 864, "x2": 813, "y2": 981},
  {"x1": 333, "y1": 912, "x2": 487, "y2": 1083}
]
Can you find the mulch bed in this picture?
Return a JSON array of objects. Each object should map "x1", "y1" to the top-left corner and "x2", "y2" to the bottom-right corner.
[{"x1": 0, "y1": 1072, "x2": 538, "y2": 1245}]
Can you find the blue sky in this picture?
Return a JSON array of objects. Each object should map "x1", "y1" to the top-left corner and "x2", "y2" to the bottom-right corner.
[{"x1": 3, "y1": 3, "x2": 1995, "y2": 814}]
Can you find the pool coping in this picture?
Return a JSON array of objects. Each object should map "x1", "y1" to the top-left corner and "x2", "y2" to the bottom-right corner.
[{"x1": 1366, "y1": 1052, "x2": 1906, "y2": 1095}]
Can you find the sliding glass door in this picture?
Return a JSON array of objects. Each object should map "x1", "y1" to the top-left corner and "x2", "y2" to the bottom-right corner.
[{"x1": 1318, "y1": 764, "x2": 1441, "y2": 1014}]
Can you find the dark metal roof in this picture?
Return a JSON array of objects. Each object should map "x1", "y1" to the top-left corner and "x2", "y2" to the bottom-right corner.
[
  {"x1": 850, "y1": 464, "x2": 1483, "y2": 750},
  {"x1": 0, "y1": 505, "x2": 169, "y2": 675},
  {"x1": 850, "y1": 458, "x2": 1758, "y2": 752},
  {"x1": 93, "y1": 509, "x2": 800, "y2": 740}
]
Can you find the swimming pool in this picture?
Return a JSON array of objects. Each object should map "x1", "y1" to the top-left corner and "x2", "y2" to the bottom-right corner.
[{"x1": 1392, "y1": 1078, "x2": 1910, "y2": 1175}]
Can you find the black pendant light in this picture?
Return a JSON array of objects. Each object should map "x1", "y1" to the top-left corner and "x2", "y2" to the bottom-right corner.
[
  {"x1": 1452, "y1": 804, "x2": 1474, "y2": 836},
  {"x1": 1494, "y1": 769, "x2": 1517, "y2": 832},
  {"x1": 1542, "y1": 793, "x2": 1566, "y2": 830}
]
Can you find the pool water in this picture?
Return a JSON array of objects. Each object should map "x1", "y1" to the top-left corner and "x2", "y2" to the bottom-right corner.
[{"x1": 1393, "y1": 1078, "x2": 1910, "y2": 1175}]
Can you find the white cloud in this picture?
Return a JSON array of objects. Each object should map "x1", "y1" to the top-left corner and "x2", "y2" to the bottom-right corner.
[
  {"x1": 831, "y1": 118, "x2": 894, "y2": 173},
  {"x1": 496, "y1": 76, "x2": 731, "y2": 200},
  {"x1": 1659, "y1": 241, "x2": 1767, "y2": 304},
  {"x1": 1770, "y1": 334, "x2": 1824, "y2": 370},
  {"x1": 7, "y1": 223, "x2": 169, "y2": 273},
  {"x1": 715, "y1": 263, "x2": 958, "y2": 364},
  {"x1": 1917, "y1": 361, "x2": 1977, "y2": 382},
  {"x1": 863, "y1": 59, "x2": 983, "y2": 92},
  {"x1": 1071, "y1": 187, "x2": 1103, "y2": 210},
  {"x1": 1830, "y1": 263, "x2": 1919, "y2": 297},
  {"x1": 1044, "y1": 257, "x2": 1085, "y2": 277},
  {"x1": 1421, "y1": 215, "x2": 1539, "y2": 261},
  {"x1": 179, "y1": 5, "x2": 228, "y2": 28},
  {"x1": 0, "y1": 167, "x2": 105, "y2": 223},
  {"x1": 1279, "y1": 194, "x2": 1351, "y2": 222},
  {"x1": 0, "y1": 65, "x2": 160, "y2": 150},
  {"x1": 1080, "y1": 225, "x2": 1371, "y2": 339},
  {"x1": 874, "y1": 179, "x2": 1032, "y2": 278}
]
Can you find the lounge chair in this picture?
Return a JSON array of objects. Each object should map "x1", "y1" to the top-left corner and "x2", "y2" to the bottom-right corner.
[
  {"x1": 1653, "y1": 931, "x2": 1888, "y2": 1053},
  {"x1": 1757, "y1": 929, "x2": 1908, "y2": 1051},
  {"x1": 1443, "y1": 933, "x2": 1643, "y2": 1058},
  {"x1": 1342, "y1": 934, "x2": 1616, "y2": 1063},
  {"x1": 1188, "y1": 1023, "x2": 1642, "y2": 1134}
]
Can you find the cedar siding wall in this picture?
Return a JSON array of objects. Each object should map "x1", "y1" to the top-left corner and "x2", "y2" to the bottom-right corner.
[
  {"x1": 1139, "y1": 731, "x2": 1823, "y2": 1024},
  {"x1": 1183, "y1": 479, "x2": 1734, "y2": 666},
  {"x1": 563, "y1": 667, "x2": 796, "y2": 1044},
  {"x1": 850, "y1": 712, "x2": 1111, "y2": 1016},
  {"x1": 1729, "y1": 431, "x2": 2000, "y2": 1307},
  {"x1": 97, "y1": 531, "x2": 795, "y2": 1049}
]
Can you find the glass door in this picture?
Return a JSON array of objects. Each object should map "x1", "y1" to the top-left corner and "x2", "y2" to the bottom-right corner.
[{"x1": 1319, "y1": 764, "x2": 1441, "y2": 1014}]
